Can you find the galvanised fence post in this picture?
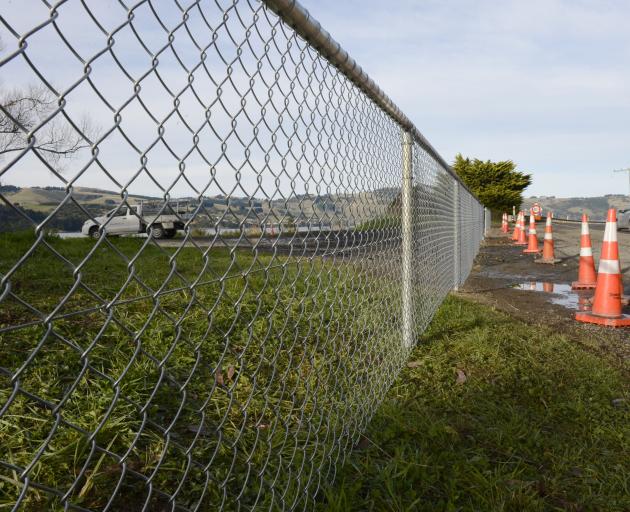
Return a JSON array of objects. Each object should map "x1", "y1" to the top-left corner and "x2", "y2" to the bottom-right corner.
[
  {"x1": 401, "y1": 130, "x2": 414, "y2": 348},
  {"x1": 485, "y1": 207, "x2": 491, "y2": 239},
  {"x1": 453, "y1": 180, "x2": 460, "y2": 290}
]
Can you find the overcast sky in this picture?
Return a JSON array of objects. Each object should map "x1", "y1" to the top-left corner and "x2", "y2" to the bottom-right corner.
[
  {"x1": 309, "y1": 0, "x2": 630, "y2": 197},
  {"x1": 1, "y1": 0, "x2": 629, "y2": 199}
]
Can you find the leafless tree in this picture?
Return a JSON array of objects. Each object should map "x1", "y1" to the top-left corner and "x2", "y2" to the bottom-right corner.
[
  {"x1": 0, "y1": 38, "x2": 95, "y2": 171},
  {"x1": 0, "y1": 84, "x2": 95, "y2": 169}
]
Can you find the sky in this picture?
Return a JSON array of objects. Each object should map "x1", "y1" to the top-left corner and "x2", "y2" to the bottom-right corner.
[
  {"x1": 309, "y1": 0, "x2": 630, "y2": 197},
  {"x1": 1, "y1": 0, "x2": 629, "y2": 199}
]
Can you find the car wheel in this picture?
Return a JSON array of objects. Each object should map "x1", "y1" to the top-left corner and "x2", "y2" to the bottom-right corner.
[
  {"x1": 89, "y1": 227, "x2": 101, "y2": 239},
  {"x1": 148, "y1": 225, "x2": 165, "y2": 239}
]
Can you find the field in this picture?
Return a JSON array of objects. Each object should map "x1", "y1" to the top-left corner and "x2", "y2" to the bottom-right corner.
[
  {"x1": 1, "y1": 224, "x2": 629, "y2": 511},
  {"x1": 0, "y1": 232, "x2": 404, "y2": 510},
  {"x1": 320, "y1": 295, "x2": 630, "y2": 511},
  {"x1": 320, "y1": 222, "x2": 630, "y2": 511}
]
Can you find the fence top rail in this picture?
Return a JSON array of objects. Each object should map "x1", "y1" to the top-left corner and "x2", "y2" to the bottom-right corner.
[{"x1": 263, "y1": 0, "x2": 479, "y2": 200}]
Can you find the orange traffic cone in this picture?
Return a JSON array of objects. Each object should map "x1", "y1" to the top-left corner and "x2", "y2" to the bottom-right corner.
[
  {"x1": 501, "y1": 213, "x2": 509, "y2": 233},
  {"x1": 543, "y1": 282, "x2": 554, "y2": 293},
  {"x1": 515, "y1": 212, "x2": 528, "y2": 246},
  {"x1": 523, "y1": 212, "x2": 541, "y2": 253},
  {"x1": 535, "y1": 213, "x2": 561, "y2": 264},
  {"x1": 576, "y1": 209, "x2": 630, "y2": 327},
  {"x1": 571, "y1": 214, "x2": 597, "y2": 290},
  {"x1": 511, "y1": 212, "x2": 521, "y2": 241}
]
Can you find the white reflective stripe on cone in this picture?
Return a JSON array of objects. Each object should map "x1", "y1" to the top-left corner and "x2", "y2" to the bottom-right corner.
[
  {"x1": 603, "y1": 221, "x2": 617, "y2": 243},
  {"x1": 581, "y1": 223, "x2": 589, "y2": 235},
  {"x1": 598, "y1": 259, "x2": 621, "y2": 275},
  {"x1": 544, "y1": 233, "x2": 553, "y2": 240},
  {"x1": 580, "y1": 247, "x2": 593, "y2": 257}
]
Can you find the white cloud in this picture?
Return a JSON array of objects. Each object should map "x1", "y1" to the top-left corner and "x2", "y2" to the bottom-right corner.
[{"x1": 308, "y1": 0, "x2": 630, "y2": 197}]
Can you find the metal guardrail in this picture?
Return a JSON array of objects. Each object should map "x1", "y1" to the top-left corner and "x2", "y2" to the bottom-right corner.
[
  {"x1": 0, "y1": 1, "x2": 485, "y2": 510},
  {"x1": 553, "y1": 217, "x2": 606, "y2": 225}
]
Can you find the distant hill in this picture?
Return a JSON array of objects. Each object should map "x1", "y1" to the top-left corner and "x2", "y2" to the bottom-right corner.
[
  {"x1": 522, "y1": 195, "x2": 629, "y2": 221},
  {"x1": 0, "y1": 185, "x2": 396, "y2": 232},
  {"x1": 0, "y1": 185, "x2": 154, "y2": 212},
  {"x1": 3, "y1": 186, "x2": 627, "y2": 227}
]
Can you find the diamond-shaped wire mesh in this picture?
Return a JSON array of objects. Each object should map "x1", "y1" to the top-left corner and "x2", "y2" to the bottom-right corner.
[
  {"x1": 457, "y1": 185, "x2": 484, "y2": 288},
  {"x1": 0, "y1": 1, "x2": 484, "y2": 509}
]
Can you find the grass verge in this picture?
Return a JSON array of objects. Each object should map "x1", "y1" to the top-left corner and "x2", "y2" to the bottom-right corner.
[
  {"x1": 320, "y1": 295, "x2": 630, "y2": 512},
  {"x1": 0, "y1": 232, "x2": 405, "y2": 510}
]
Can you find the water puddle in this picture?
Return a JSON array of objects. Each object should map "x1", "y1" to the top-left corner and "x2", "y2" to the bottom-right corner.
[
  {"x1": 513, "y1": 282, "x2": 571, "y2": 293},
  {"x1": 511, "y1": 282, "x2": 593, "y2": 311}
]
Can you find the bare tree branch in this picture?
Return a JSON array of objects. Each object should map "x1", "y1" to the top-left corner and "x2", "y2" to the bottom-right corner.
[{"x1": 0, "y1": 84, "x2": 95, "y2": 169}]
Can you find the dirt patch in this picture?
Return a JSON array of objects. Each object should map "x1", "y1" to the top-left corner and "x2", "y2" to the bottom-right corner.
[{"x1": 459, "y1": 223, "x2": 630, "y2": 370}]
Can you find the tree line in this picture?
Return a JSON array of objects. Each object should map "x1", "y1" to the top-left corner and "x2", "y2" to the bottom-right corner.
[
  {"x1": 0, "y1": 203, "x2": 95, "y2": 232},
  {"x1": 452, "y1": 154, "x2": 532, "y2": 214}
]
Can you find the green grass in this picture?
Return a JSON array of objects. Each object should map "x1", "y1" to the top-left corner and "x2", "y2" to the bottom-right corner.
[
  {"x1": 355, "y1": 215, "x2": 401, "y2": 232},
  {"x1": 0, "y1": 232, "x2": 404, "y2": 510},
  {"x1": 320, "y1": 296, "x2": 630, "y2": 511},
  {"x1": 4, "y1": 233, "x2": 628, "y2": 511}
]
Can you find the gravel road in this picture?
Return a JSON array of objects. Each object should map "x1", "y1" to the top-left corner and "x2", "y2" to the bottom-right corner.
[
  {"x1": 459, "y1": 220, "x2": 630, "y2": 353},
  {"x1": 552, "y1": 220, "x2": 630, "y2": 279}
]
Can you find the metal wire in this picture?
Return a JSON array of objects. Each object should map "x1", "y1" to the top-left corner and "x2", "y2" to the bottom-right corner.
[{"x1": 0, "y1": 1, "x2": 485, "y2": 510}]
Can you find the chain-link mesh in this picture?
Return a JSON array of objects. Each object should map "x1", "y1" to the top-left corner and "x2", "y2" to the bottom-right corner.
[
  {"x1": 485, "y1": 208, "x2": 492, "y2": 238},
  {"x1": 0, "y1": 1, "x2": 485, "y2": 510},
  {"x1": 457, "y1": 184, "x2": 484, "y2": 288}
]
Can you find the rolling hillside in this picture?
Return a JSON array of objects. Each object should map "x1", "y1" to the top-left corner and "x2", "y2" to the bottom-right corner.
[
  {"x1": 523, "y1": 195, "x2": 629, "y2": 221},
  {"x1": 4, "y1": 185, "x2": 627, "y2": 230},
  {"x1": 1, "y1": 186, "x2": 154, "y2": 212},
  {"x1": 0, "y1": 185, "x2": 396, "y2": 232}
]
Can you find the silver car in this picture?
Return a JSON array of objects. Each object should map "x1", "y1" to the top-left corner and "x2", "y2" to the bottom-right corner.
[{"x1": 81, "y1": 202, "x2": 191, "y2": 239}]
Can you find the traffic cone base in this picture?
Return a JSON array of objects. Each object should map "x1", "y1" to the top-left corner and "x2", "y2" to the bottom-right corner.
[
  {"x1": 535, "y1": 256, "x2": 561, "y2": 264},
  {"x1": 575, "y1": 311, "x2": 630, "y2": 327},
  {"x1": 575, "y1": 208, "x2": 629, "y2": 328},
  {"x1": 572, "y1": 282, "x2": 596, "y2": 290},
  {"x1": 571, "y1": 280, "x2": 597, "y2": 290}
]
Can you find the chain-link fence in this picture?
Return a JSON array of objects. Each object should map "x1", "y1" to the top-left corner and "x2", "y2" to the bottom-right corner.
[
  {"x1": 485, "y1": 208, "x2": 492, "y2": 239},
  {"x1": 0, "y1": 1, "x2": 484, "y2": 509}
]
